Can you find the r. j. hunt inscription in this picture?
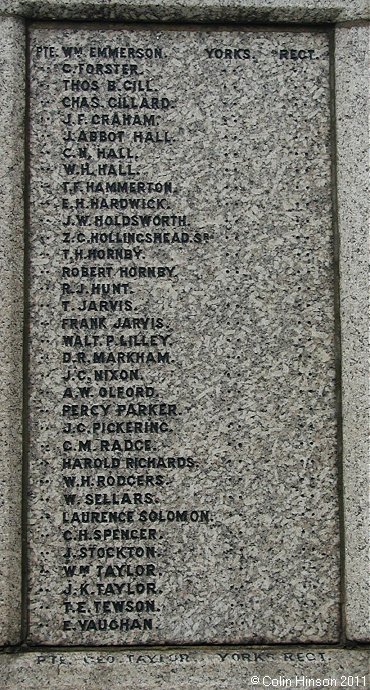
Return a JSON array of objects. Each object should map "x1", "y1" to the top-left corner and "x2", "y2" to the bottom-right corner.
[{"x1": 28, "y1": 26, "x2": 340, "y2": 645}]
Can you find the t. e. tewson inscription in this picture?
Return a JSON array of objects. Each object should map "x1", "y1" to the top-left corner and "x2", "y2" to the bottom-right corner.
[{"x1": 27, "y1": 26, "x2": 340, "y2": 645}]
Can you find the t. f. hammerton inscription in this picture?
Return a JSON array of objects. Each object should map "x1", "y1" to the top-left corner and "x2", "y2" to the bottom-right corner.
[{"x1": 27, "y1": 26, "x2": 340, "y2": 645}]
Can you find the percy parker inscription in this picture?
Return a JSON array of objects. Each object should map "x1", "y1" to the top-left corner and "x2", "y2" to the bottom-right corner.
[{"x1": 27, "y1": 26, "x2": 340, "y2": 645}]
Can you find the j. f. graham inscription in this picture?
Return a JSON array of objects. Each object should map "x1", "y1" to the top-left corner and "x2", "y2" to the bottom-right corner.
[{"x1": 27, "y1": 26, "x2": 340, "y2": 645}]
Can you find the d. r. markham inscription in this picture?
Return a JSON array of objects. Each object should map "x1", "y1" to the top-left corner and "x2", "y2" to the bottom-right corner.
[{"x1": 28, "y1": 27, "x2": 340, "y2": 645}]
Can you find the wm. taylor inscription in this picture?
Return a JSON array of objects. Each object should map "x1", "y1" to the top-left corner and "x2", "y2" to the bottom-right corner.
[{"x1": 27, "y1": 27, "x2": 340, "y2": 645}]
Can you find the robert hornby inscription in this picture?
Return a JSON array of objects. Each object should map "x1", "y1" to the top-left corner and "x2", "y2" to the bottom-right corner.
[{"x1": 27, "y1": 26, "x2": 340, "y2": 645}]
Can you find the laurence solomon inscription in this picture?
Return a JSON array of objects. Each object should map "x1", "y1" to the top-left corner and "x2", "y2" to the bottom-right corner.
[{"x1": 27, "y1": 26, "x2": 340, "y2": 645}]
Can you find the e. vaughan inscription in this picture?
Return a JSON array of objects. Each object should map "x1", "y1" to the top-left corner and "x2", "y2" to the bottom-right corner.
[{"x1": 28, "y1": 26, "x2": 340, "y2": 645}]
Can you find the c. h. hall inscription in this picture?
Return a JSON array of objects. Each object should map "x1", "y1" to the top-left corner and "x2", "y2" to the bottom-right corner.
[{"x1": 27, "y1": 26, "x2": 340, "y2": 645}]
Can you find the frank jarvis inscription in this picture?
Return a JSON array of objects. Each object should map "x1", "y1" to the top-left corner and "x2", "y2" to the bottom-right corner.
[{"x1": 28, "y1": 26, "x2": 340, "y2": 646}]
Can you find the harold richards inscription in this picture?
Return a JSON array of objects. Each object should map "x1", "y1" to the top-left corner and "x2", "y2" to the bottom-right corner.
[{"x1": 27, "y1": 27, "x2": 340, "y2": 645}]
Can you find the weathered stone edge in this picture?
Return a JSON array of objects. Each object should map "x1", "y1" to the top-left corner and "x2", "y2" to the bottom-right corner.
[
  {"x1": 335, "y1": 24, "x2": 370, "y2": 642},
  {"x1": 0, "y1": 16, "x2": 25, "y2": 646},
  {"x1": 0, "y1": 0, "x2": 368, "y2": 23},
  {"x1": 0, "y1": 648, "x2": 369, "y2": 689}
]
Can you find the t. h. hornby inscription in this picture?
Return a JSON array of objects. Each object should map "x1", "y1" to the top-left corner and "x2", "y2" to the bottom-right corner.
[{"x1": 27, "y1": 26, "x2": 340, "y2": 645}]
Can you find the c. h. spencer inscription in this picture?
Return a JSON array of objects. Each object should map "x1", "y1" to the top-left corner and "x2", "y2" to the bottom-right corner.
[{"x1": 27, "y1": 26, "x2": 340, "y2": 645}]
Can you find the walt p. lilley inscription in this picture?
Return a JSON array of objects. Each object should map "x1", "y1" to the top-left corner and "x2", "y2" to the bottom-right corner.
[{"x1": 27, "y1": 26, "x2": 340, "y2": 645}]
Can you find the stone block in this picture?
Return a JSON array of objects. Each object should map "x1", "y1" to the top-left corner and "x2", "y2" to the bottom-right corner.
[
  {"x1": 335, "y1": 23, "x2": 370, "y2": 642},
  {"x1": 0, "y1": 15, "x2": 25, "y2": 646}
]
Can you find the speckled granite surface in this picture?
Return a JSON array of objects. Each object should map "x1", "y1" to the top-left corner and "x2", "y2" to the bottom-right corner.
[
  {"x1": 0, "y1": 16, "x2": 24, "y2": 646},
  {"x1": 0, "y1": 0, "x2": 369, "y2": 22},
  {"x1": 0, "y1": 648, "x2": 369, "y2": 690},
  {"x1": 27, "y1": 26, "x2": 340, "y2": 645},
  {"x1": 336, "y1": 24, "x2": 370, "y2": 642}
]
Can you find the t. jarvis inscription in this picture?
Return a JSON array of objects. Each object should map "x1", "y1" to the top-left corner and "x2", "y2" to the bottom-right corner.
[{"x1": 28, "y1": 27, "x2": 340, "y2": 645}]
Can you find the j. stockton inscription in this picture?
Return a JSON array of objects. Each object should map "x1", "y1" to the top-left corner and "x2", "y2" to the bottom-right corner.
[{"x1": 28, "y1": 27, "x2": 340, "y2": 645}]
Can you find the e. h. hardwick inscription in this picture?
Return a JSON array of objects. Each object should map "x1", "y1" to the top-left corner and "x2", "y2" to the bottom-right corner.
[{"x1": 27, "y1": 26, "x2": 340, "y2": 645}]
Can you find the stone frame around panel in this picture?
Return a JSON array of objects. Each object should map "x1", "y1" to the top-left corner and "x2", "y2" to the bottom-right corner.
[
  {"x1": 335, "y1": 24, "x2": 370, "y2": 643},
  {"x1": 0, "y1": 14, "x2": 24, "y2": 647},
  {"x1": 0, "y1": 1, "x2": 368, "y2": 684}
]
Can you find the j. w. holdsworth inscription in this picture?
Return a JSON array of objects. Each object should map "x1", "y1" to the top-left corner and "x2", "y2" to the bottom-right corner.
[{"x1": 27, "y1": 26, "x2": 340, "y2": 646}]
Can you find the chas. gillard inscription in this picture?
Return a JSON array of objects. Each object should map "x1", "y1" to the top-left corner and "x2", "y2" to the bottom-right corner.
[{"x1": 28, "y1": 27, "x2": 340, "y2": 645}]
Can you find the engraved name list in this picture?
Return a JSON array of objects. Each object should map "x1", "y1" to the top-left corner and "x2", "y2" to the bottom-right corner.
[{"x1": 27, "y1": 27, "x2": 340, "y2": 646}]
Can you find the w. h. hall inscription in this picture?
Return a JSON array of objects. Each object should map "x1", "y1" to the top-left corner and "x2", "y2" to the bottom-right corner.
[{"x1": 28, "y1": 26, "x2": 340, "y2": 645}]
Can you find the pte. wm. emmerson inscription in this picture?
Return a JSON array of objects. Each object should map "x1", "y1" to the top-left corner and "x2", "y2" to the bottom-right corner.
[{"x1": 27, "y1": 26, "x2": 340, "y2": 645}]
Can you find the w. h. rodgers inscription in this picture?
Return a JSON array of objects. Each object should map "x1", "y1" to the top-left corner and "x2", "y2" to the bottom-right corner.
[{"x1": 28, "y1": 26, "x2": 340, "y2": 645}]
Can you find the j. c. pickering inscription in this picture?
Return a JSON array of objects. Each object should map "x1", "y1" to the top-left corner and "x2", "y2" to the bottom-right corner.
[{"x1": 28, "y1": 27, "x2": 340, "y2": 645}]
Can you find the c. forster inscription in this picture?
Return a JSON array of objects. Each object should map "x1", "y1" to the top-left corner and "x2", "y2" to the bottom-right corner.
[{"x1": 28, "y1": 26, "x2": 340, "y2": 645}]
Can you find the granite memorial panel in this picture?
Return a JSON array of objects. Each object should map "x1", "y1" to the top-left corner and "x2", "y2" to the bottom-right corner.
[{"x1": 27, "y1": 25, "x2": 340, "y2": 646}]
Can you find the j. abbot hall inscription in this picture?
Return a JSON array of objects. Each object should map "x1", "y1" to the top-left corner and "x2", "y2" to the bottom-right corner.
[{"x1": 27, "y1": 26, "x2": 339, "y2": 646}]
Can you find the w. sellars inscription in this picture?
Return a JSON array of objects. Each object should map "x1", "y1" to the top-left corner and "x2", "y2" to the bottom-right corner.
[{"x1": 28, "y1": 27, "x2": 340, "y2": 645}]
